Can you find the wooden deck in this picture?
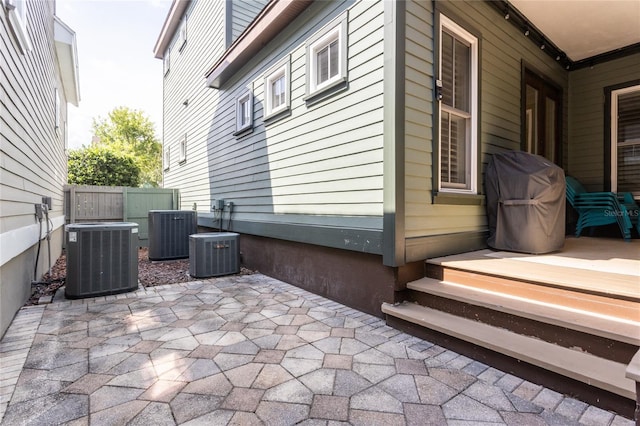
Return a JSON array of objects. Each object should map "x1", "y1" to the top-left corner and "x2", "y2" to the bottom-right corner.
[
  {"x1": 383, "y1": 236, "x2": 640, "y2": 415},
  {"x1": 428, "y1": 236, "x2": 640, "y2": 301}
]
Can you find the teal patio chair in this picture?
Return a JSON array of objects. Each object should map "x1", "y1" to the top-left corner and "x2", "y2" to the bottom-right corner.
[{"x1": 565, "y1": 176, "x2": 638, "y2": 241}]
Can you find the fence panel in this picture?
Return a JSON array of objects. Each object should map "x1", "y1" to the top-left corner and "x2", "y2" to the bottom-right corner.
[
  {"x1": 65, "y1": 185, "x2": 180, "y2": 247},
  {"x1": 124, "y1": 188, "x2": 180, "y2": 245}
]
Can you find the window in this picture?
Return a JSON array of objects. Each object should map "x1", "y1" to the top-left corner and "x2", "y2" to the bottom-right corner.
[
  {"x1": 438, "y1": 14, "x2": 478, "y2": 193},
  {"x1": 305, "y1": 12, "x2": 348, "y2": 99},
  {"x1": 178, "y1": 19, "x2": 187, "y2": 52},
  {"x1": 54, "y1": 88, "x2": 60, "y2": 131},
  {"x1": 179, "y1": 133, "x2": 187, "y2": 163},
  {"x1": 6, "y1": 0, "x2": 31, "y2": 54},
  {"x1": 264, "y1": 57, "x2": 290, "y2": 119},
  {"x1": 163, "y1": 146, "x2": 170, "y2": 170},
  {"x1": 611, "y1": 84, "x2": 640, "y2": 197},
  {"x1": 163, "y1": 48, "x2": 170, "y2": 76},
  {"x1": 236, "y1": 91, "x2": 253, "y2": 133}
]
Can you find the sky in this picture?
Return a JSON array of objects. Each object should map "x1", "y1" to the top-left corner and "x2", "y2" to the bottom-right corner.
[{"x1": 55, "y1": 0, "x2": 173, "y2": 149}]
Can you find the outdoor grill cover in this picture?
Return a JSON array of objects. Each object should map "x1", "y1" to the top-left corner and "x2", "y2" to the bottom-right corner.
[{"x1": 486, "y1": 151, "x2": 565, "y2": 254}]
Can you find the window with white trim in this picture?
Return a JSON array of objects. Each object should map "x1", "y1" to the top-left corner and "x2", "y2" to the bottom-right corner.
[
  {"x1": 179, "y1": 133, "x2": 187, "y2": 163},
  {"x1": 178, "y1": 18, "x2": 187, "y2": 52},
  {"x1": 54, "y1": 88, "x2": 60, "y2": 131},
  {"x1": 438, "y1": 14, "x2": 478, "y2": 193},
  {"x1": 611, "y1": 85, "x2": 640, "y2": 197},
  {"x1": 236, "y1": 91, "x2": 253, "y2": 133},
  {"x1": 163, "y1": 48, "x2": 170, "y2": 76},
  {"x1": 6, "y1": 0, "x2": 31, "y2": 53},
  {"x1": 163, "y1": 146, "x2": 170, "y2": 170},
  {"x1": 264, "y1": 58, "x2": 290, "y2": 119},
  {"x1": 305, "y1": 12, "x2": 348, "y2": 99}
]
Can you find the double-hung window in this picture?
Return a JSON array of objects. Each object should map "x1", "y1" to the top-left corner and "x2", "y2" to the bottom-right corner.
[
  {"x1": 163, "y1": 48, "x2": 170, "y2": 76},
  {"x1": 305, "y1": 12, "x2": 348, "y2": 99},
  {"x1": 236, "y1": 91, "x2": 253, "y2": 133},
  {"x1": 264, "y1": 58, "x2": 290, "y2": 119},
  {"x1": 179, "y1": 133, "x2": 187, "y2": 163},
  {"x1": 438, "y1": 14, "x2": 478, "y2": 193},
  {"x1": 6, "y1": 0, "x2": 31, "y2": 53},
  {"x1": 163, "y1": 146, "x2": 170, "y2": 171}
]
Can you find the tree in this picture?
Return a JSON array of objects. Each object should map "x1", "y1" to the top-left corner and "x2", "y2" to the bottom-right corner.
[
  {"x1": 68, "y1": 146, "x2": 141, "y2": 187},
  {"x1": 92, "y1": 107, "x2": 162, "y2": 187}
]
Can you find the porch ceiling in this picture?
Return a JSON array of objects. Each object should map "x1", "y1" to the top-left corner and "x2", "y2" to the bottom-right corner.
[{"x1": 510, "y1": 0, "x2": 640, "y2": 62}]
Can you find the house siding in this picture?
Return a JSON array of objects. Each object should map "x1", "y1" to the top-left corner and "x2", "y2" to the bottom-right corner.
[
  {"x1": 163, "y1": 0, "x2": 386, "y2": 253},
  {"x1": 403, "y1": 0, "x2": 568, "y2": 261},
  {"x1": 568, "y1": 54, "x2": 640, "y2": 191},
  {"x1": 1, "y1": 0, "x2": 70, "y2": 336},
  {"x1": 228, "y1": 0, "x2": 269, "y2": 46}
]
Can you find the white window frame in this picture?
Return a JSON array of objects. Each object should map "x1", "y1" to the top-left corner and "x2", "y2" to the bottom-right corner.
[
  {"x1": 163, "y1": 48, "x2": 170, "y2": 76},
  {"x1": 163, "y1": 146, "x2": 170, "y2": 170},
  {"x1": 264, "y1": 57, "x2": 290, "y2": 119},
  {"x1": 54, "y1": 88, "x2": 60, "y2": 131},
  {"x1": 236, "y1": 91, "x2": 253, "y2": 133},
  {"x1": 179, "y1": 133, "x2": 187, "y2": 163},
  {"x1": 5, "y1": 0, "x2": 31, "y2": 54},
  {"x1": 178, "y1": 18, "x2": 187, "y2": 52},
  {"x1": 305, "y1": 12, "x2": 348, "y2": 99},
  {"x1": 610, "y1": 84, "x2": 640, "y2": 196},
  {"x1": 437, "y1": 13, "x2": 478, "y2": 194}
]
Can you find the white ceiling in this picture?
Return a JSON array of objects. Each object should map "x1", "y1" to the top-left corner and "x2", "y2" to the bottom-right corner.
[{"x1": 510, "y1": 0, "x2": 640, "y2": 61}]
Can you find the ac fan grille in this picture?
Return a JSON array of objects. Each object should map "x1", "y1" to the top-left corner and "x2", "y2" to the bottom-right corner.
[
  {"x1": 66, "y1": 223, "x2": 138, "y2": 299},
  {"x1": 149, "y1": 211, "x2": 196, "y2": 260},
  {"x1": 190, "y1": 233, "x2": 239, "y2": 278}
]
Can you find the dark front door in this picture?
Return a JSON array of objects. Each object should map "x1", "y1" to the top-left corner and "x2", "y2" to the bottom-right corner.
[{"x1": 524, "y1": 69, "x2": 562, "y2": 165}]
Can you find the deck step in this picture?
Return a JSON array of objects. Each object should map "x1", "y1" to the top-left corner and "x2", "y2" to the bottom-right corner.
[
  {"x1": 426, "y1": 248, "x2": 640, "y2": 301},
  {"x1": 382, "y1": 301, "x2": 636, "y2": 400},
  {"x1": 407, "y1": 277, "x2": 640, "y2": 346}
]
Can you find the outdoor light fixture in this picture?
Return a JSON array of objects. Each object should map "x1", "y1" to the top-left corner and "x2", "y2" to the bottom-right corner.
[
  {"x1": 524, "y1": 27, "x2": 530, "y2": 37},
  {"x1": 540, "y1": 43, "x2": 545, "y2": 50}
]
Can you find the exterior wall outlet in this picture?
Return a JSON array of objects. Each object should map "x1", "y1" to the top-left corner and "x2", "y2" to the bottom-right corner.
[{"x1": 213, "y1": 199, "x2": 225, "y2": 210}]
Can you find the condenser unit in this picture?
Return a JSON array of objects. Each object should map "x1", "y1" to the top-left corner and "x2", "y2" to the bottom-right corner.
[
  {"x1": 148, "y1": 210, "x2": 197, "y2": 260},
  {"x1": 65, "y1": 222, "x2": 139, "y2": 299},
  {"x1": 189, "y1": 232, "x2": 240, "y2": 278}
]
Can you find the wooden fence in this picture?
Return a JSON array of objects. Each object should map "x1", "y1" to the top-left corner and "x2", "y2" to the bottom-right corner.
[{"x1": 64, "y1": 185, "x2": 180, "y2": 246}]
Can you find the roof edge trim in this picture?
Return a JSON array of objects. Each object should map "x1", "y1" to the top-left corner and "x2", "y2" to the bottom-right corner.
[{"x1": 153, "y1": 0, "x2": 190, "y2": 59}]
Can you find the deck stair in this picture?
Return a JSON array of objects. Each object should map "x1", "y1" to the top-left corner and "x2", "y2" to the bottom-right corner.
[{"x1": 382, "y1": 246, "x2": 640, "y2": 414}]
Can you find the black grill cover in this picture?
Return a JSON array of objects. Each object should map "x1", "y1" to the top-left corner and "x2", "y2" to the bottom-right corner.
[{"x1": 486, "y1": 151, "x2": 565, "y2": 254}]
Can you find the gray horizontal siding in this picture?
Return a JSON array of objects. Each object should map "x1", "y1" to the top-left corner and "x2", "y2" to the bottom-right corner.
[
  {"x1": 1, "y1": 0, "x2": 67, "y2": 232},
  {"x1": 229, "y1": 0, "x2": 269, "y2": 45},
  {"x1": 163, "y1": 0, "x2": 386, "y2": 252},
  {"x1": 1, "y1": 0, "x2": 69, "y2": 336}
]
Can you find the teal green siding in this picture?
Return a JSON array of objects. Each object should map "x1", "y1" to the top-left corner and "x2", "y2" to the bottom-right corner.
[
  {"x1": 568, "y1": 54, "x2": 640, "y2": 191},
  {"x1": 403, "y1": 0, "x2": 568, "y2": 261},
  {"x1": 163, "y1": 1, "x2": 386, "y2": 254}
]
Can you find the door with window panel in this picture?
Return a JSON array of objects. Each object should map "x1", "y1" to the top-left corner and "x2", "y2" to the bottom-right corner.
[{"x1": 524, "y1": 70, "x2": 562, "y2": 165}]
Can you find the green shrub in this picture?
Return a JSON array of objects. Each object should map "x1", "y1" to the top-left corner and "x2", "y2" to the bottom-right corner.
[{"x1": 68, "y1": 146, "x2": 141, "y2": 187}]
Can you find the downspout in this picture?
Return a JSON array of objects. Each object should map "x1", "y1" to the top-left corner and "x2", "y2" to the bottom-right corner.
[{"x1": 382, "y1": 0, "x2": 406, "y2": 267}]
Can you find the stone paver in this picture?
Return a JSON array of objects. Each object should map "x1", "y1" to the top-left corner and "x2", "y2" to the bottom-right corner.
[{"x1": 0, "y1": 274, "x2": 634, "y2": 425}]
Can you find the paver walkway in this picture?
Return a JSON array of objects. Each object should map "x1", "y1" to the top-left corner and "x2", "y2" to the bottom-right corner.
[{"x1": 0, "y1": 273, "x2": 633, "y2": 425}]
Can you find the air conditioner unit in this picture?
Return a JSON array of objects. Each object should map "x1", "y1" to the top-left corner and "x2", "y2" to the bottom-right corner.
[
  {"x1": 189, "y1": 232, "x2": 240, "y2": 278},
  {"x1": 65, "y1": 222, "x2": 139, "y2": 299},
  {"x1": 148, "y1": 210, "x2": 197, "y2": 260}
]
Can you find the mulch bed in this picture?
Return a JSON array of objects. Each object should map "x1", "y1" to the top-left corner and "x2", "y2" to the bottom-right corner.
[{"x1": 26, "y1": 247, "x2": 253, "y2": 305}]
